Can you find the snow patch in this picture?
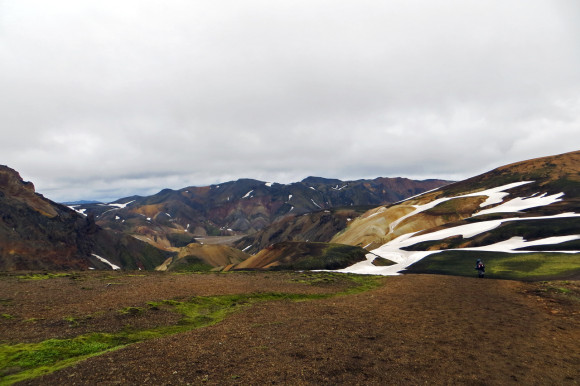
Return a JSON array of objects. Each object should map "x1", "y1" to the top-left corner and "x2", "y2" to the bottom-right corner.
[
  {"x1": 91, "y1": 254, "x2": 121, "y2": 270},
  {"x1": 242, "y1": 190, "x2": 253, "y2": 198},
  {"x1": 107, "y1": 200, "x2": 135, "y2": 209},
  {"x1": 265, "y1": 182, "x2": 273, "y2": 187},
  {"x1": 474, "y1": 192, "x2": 564, "y2": 216},
  {"x1": 311, "y1": 199, "x2": 322, "y2": 209},
  {"x1": 69, "y1": 207, "x2": 87, "y2": 216},
  {"x1": 460, "y1": 235, "x2": 580, "y2": 253},
  {"x1": 242, "y1": 245, "x2": 253, "y2": 252}
]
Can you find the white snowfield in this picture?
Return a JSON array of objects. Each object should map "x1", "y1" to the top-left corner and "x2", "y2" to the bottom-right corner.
[{"x1": 332, "y1": 181, "x2": 579, "y2": 276}]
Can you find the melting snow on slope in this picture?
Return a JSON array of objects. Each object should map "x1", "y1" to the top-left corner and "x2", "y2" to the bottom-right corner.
[
  {"x1": 460, "y1": 235, "x2": 580, "y2": 253},
  {"x1": 474, "y1": 192, "x2": 564, "y2": 216},
  {"x1": 242, "y1": 190, "x2": 253, "y2": 198},
  {"x1": 91, "y1": 254, "x2": 121, "y2": 270},
  {"x1": 69, "y1": 206, "x2": 87, "y2": 216},
  {"x1": 334, "y1": 211, "x2": 580, "y2": 276},
  {"x1": 389, "y1": 181, "x2": 533, "y2": 233}
]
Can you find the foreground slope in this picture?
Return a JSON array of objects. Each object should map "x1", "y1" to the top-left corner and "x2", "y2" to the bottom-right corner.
[
  {"x1": 332, "y1": 150, "x2": 580, "y2": 279},
  {"x1": 3, "y1": 272, "x2": 577, "y2": 385},
  {"x1": 0, "y1": 166, "x2": 170, "y2": 270}
]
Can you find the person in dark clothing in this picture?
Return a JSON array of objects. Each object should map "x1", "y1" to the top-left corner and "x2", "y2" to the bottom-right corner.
[{"x1": 475, "y1": 259, "x2": 485, "y2": 278}]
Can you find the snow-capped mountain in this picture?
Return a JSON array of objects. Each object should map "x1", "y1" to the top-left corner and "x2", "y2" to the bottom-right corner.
[
  {"x1": 72, "y1": 176, "x2": 449, "y2": 250},
  {"x1": 329, "y1": 150, "x2": 579, "y2": 279}
]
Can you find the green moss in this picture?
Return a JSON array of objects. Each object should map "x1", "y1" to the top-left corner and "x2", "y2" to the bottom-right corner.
[
  {"x1": 0, "y1": 272, "x2": 382, "y2": 384},
  {"x1": 16, "y1": 273, "x2": 70, "y2": 281},
  {"x1": 372, "y1": 257, "x2": 396, "y2": 266},
  {"x1": 170, "y1": 256, "x2": 213, "y2": 272},
  {"x1": 117, "y1": 307, "x2": 145, "y2": 316},
  {"x1": 405, "y1": 250, "x2": 580, "y2": 280}
]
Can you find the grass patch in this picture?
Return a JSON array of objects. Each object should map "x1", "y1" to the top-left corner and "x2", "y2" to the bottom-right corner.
[
  {"x1": 405, "y1": 250, "x2": 580, "y2": 280},
  {"x1": 169, "y1": 256, "x2": 214, "y2": 272},
  {"x1": 0, "y1": 272, "x2": 382, "y2": 384},
  {"x1": 117, "y1": 307, "x2": 145, "y2": 316},
  {"x1": 16, "y1": 273, "x2": 70, "y2": 281},
  {"x1": 372, "y1": 256, "x2": 396, "y2": 267},
  {"x1": 0, "y1": 336, "x2": 122, "y2": 384}
]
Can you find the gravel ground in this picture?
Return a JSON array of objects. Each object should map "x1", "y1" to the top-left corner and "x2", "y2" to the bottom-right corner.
[{"x1": 1, "y1": 271, "x2": 578, "y2": 385}]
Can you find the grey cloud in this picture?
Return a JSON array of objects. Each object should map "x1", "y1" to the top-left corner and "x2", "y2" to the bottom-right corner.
[{"x1": 1, "y1": 0, "x2": 579, "y2": 202}]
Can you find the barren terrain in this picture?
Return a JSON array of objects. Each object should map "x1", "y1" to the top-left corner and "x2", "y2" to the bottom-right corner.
[{"x1": 1, "y1": 271, "x2": 578, "y2": 385}]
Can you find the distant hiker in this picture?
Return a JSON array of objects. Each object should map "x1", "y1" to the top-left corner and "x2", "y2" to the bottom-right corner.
[{"x1": 475, "y1": 259, "x2": 485, "y2": 278}]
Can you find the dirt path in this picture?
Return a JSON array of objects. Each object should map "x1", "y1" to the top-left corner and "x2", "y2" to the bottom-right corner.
[{"x1": 11, "y1": 273, "x2": 578, "y2": 385}]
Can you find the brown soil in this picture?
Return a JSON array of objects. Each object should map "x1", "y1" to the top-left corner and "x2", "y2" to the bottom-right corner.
[{"x1": 2, "y1": 271, "x2": 579, "y2": 385}]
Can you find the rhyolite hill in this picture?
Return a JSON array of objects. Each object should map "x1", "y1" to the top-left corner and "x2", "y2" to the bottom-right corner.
[{"x1": 321, "y1": 150, "x2": 580, "y2": 280}]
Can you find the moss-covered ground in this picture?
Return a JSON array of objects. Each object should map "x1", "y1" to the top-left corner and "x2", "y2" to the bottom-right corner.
[{"x1": 0, "y1": 272, "x2": 381, "y2": 385}]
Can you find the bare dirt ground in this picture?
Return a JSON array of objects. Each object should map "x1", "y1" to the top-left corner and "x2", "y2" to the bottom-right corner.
[{"x1": 1, "y1": 271, "x2": 579, "y2": 385}]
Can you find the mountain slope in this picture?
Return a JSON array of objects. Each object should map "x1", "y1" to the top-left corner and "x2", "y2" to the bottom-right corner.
[
  {"x1": 233, "y1": 206, "x2": 373, "y2": 254},
  {"x1": 0, "y1": 165, "x2": 171, "y2": 271},
  {"x1": 231, "y1": 241, "x2": 371, "y2": 271},
  {"x1": 74, "y1": 177, "x2": 450, "y2": 248},
  {"x1": 156, "y1": 243, "x2": 249, "y2": 272},
  {"x1": 330, "y1": 150, "x2": 580, "y2": 279}
]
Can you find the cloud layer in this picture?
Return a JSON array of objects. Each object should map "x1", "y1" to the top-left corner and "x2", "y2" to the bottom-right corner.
[{"x1": 1, "y1": 0, "x2": 579, "y2": 202}]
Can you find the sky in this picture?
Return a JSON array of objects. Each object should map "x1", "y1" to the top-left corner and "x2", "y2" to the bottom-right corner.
[{"x1": 1, "y1": 0, "x2": 579, "y2": 203}]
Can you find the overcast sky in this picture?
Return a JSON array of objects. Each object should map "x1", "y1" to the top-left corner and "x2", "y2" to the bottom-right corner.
[{"x1": 1, "y1": 1, "x2": 579, "y2": 202}]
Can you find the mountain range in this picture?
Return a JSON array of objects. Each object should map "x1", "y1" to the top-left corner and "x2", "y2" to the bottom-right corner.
[
  {"x1": 1, "y1": 150, "x2": 578, "y2": 279},
  {"x1": 70, "y1": 176, "x2": 449, "y2": 251}
]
